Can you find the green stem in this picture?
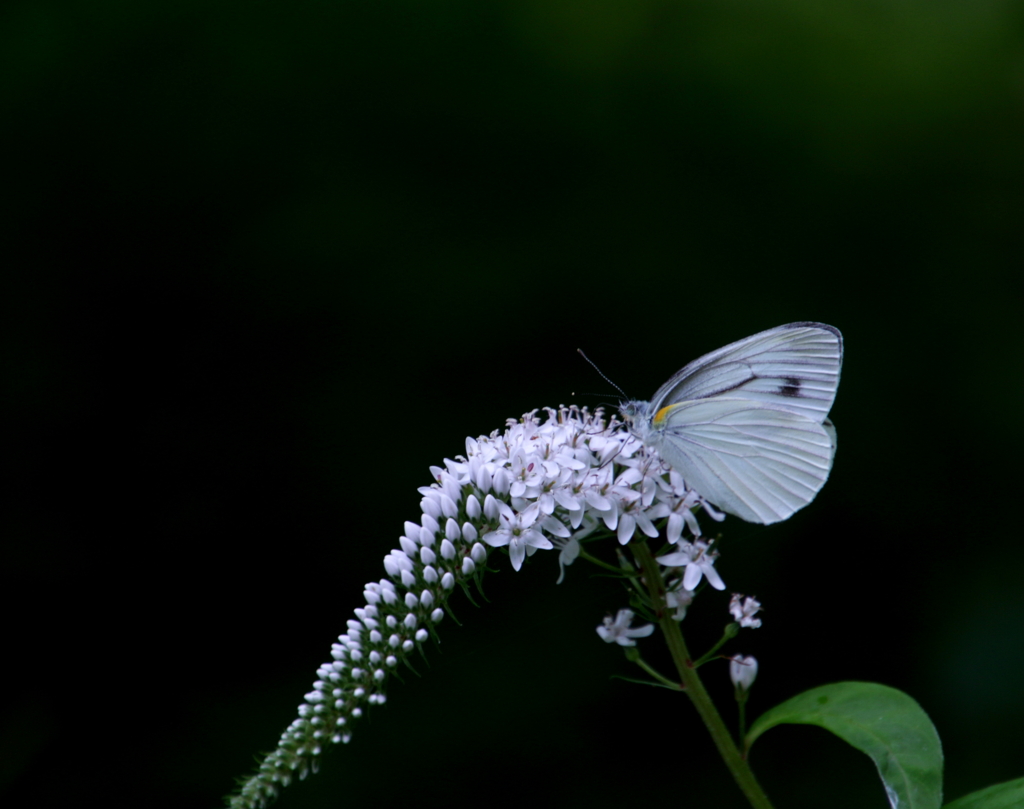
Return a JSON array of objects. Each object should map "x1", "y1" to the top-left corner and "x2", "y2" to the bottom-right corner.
[
  {"x1": 691, "y1": 624, "x2": 740, "y2": 669},
  {"x1": 738, "y1": 695, "x2": 748, "y2": 743},
  {"x1": 631, "y1": 655, "x2": 683, "y2": 689},
  {"x1": 631, "y1": 541, "x2": 774, "y2": 809},
  {"x1": 578, "y1": 547, "x2": 629, "y2": 575}
]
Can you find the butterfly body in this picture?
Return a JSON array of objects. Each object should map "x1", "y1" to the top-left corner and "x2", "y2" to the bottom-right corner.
[{"x1": 620, "y1": 322, "x2": 843, "y2": 525}]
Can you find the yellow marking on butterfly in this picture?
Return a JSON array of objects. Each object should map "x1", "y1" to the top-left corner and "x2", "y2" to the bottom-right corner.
[{"x1": 652, "y1": 403, "x2": 684, "y2": 428}]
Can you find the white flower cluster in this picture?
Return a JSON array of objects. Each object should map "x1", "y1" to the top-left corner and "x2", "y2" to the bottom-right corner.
[{"x1": 229, "y1": 406, "x2": 720, "y2": 809}]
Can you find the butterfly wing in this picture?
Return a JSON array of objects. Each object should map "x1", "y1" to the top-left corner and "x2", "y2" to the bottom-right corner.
[
  {"x1": 651, "y1": 398, "x2": 835, "y2": 524},
  {"x1": 649, "y1": 322, "x2": 843, "y2": 423}
]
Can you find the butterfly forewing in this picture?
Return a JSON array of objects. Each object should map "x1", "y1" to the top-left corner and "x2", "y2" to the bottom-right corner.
[{"x1": 650, "y1": 323, "x2": 842, "y2": 424}]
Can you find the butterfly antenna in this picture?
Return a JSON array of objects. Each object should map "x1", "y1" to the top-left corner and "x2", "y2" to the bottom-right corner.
[{"x1": 577, "y1": 349, "x2": 629, "y2": 400}]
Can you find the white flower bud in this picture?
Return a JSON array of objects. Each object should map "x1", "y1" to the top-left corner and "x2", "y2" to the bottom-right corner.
[
  {"x1": 445, "y1": 518, "x2": 461, "y2": 542},
  {"x1": 420, "y1": 546, "x2": 437, "y2": 565},
  {"x1": 422, "y1": 565, "x2": 438, "y2": 583},
  {"x1": 440, "y1": 493, "x2": 459, "y2": 518},
  {"x1": 386, "y1": 655, "x2": 398, "y2": 667},
  {"x1": 466, "y1": 492, "x2": 482, "y2": 518},
  {"x1": 431, "y1": 608, "x2": 444, "y2": 623},
  {"x1": 404, "y1": 612, "x2": 418, "y2": 629},
  {"x1": 404, "y1": 592, "x2": 419, "y2": 608},
  {"x1": 474, "y1": 467, "x2": 492, "y2": 493},
  {"x1": 462, "y1": 522, "x2": 478, "y2": 541},
  {"x1": 462, "y1": 557, "x2": 476, "y2": 576},
  {"x1": 374, "y1": 669, "x2": 385, "y2": 682},
  {"x1": 483, "y1": 494, "x2": 499, "y2": 519},
  {"x1": 415, "y1": 628, "x2": 428, "y2": 642},
  {"x1": 471, "y1": 542, "x2": 487, "y2": 563},
  {"x1": 442, "y1": 476, "x2": 461, "y2": 504},
  {"x1": 420, "y1": 513, "x2": 440, "y2": 537},
  {"x1": 369, "y1": 630, "x2": 382, "y2": 644},
  {"x1": 399, "y1": 536, "x2": 418, "y2": 556},
  {"x1": 420, "y1": 496, "x2": 441, "y2": 519},
  {"x1": 492, "y1": 467, "x2": 510, "y2": 495},
  {"x1": 400, "y1": 569, "x2": 416, "y2": 587},
  {"x1": 730, "y1": 655, "x2": 758, "y2": 691},
  {"x1": 441, "y1": 571, "x2": 455, "y2": 589},
  {"x1": 440, "y1": 539, "x2": 456, "y2": 560},
  {"x1": 402, "y1": 639, "x2": 414, "y2": 652},
  {"x1": 388, "y1": 634, "x2": 401, "y2": 648},
  {"x1": 420, "y1": 589, "x2": 434, "y2": 608}
]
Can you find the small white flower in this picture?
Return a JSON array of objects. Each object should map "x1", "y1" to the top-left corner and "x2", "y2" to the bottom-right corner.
[
  {"x1": 553, "y1": 517, "x2": 599, "y2": 583},
  {"x1": 656, "y1": 539, "x2": 726, "y2": 591},
  {"x1": 729, "y1": 655, "x2": 758, "y2": 691},
  {"x1": 664, "y1": 578, "x2": 695, "y2": 621},
  {"x1": 481, "y1": 501, "x2": 553, "y2": 571},
  {"x1": 596, "y1": 609, "x2": 656, "y2": 646},
  {"x1": 554, "y1": 536, "x2": 579, "y2": 584},
  {"x1": 729, "y1": 594, "x2": 763, "y2": 628}
]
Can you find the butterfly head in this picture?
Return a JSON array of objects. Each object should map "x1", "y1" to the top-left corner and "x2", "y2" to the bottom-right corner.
[{"x1": 618, "y1": 399, "x2": 655, "y2": 441}]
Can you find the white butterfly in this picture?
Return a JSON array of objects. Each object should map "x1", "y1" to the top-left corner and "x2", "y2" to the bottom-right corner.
[{"x1": 619, "y1": 322, "x2": 843, "y2": 524}]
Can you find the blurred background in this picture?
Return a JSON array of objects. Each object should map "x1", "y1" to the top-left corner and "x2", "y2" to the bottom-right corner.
[{"x1": 2, "y1": 1, "x2": 1022, "y2": 807}]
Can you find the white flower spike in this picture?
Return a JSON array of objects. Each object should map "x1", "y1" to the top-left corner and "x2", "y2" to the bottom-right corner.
[{"x1": 229, "y1": 405, "x2": 777, "y2": 809}]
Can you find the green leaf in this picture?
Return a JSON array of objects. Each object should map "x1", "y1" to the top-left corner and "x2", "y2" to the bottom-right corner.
[
  {"x1": 942, "y1": 777, "x2": 1024, "y2": 809},
  {"x1": 747, "y1": 681, "x2": 943, "y2": 809}
]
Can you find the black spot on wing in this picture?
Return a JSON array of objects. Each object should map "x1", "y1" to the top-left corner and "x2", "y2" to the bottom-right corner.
[{"x1": 778, "y1": 377, "x2": 802, "y2": 397}]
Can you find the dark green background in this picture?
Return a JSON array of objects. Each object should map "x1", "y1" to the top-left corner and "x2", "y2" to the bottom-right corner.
[{"x1": 2, "y1": 1, "x2": 1022, "y2": 807}]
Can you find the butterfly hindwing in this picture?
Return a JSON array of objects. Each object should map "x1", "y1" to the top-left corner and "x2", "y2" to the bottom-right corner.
[{"x1": 651, "y1": 398, "x2": 835, "y2": 524}]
